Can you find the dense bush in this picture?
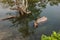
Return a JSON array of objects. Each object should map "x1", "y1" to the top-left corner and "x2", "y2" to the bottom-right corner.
[{"x1": 41, "y1": 31, "x2": 60, "y2": 40}]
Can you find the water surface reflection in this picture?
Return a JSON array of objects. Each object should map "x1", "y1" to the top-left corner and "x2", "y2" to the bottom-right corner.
[{"x1": 0, "y1": 0, "x2": 60, "y2": 40}]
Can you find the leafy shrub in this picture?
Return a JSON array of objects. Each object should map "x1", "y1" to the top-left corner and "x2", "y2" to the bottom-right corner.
[{"x1": 41, "y1": 31, "x2": 60, "y2": 40}]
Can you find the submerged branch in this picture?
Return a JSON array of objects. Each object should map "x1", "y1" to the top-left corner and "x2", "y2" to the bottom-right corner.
[{"x1": 0, "y1": 15, "x2": 16, "y2": 21}]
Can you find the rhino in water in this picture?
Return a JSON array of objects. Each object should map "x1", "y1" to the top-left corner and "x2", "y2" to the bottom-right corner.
[{"x1": 34, "y1": 16, "x2": 47, "y2": 28}]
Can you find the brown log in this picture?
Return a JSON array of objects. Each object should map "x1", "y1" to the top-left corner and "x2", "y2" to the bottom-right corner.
[
  {"x1": 0, "y1": 15, "x2": 16, "y2": 21},
  {"x1": 34, "y1": 16, "x2": 47, "y2": 28}
]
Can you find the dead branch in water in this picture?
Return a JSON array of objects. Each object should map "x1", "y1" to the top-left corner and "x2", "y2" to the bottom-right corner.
[
  {"x1": 34, "y1": 16, "x2": 47, "y2": 28},
  {"x1": 0, "y1": 15, "x2": 16, "y2": 21}
]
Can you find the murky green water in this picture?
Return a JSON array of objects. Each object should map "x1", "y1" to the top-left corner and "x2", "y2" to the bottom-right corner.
[{"x1": 0, "y1": 0, "x2": 60, "y2": 40}]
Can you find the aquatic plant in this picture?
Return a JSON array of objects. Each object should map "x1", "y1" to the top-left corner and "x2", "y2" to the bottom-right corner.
[{"x1": 41, "y1": 31, "x2": 60, "y2": 40}]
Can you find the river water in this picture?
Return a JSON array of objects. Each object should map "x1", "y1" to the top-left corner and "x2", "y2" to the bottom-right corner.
[{"x1": 0, "y1": 0, "x2": 60, "y2": 40}]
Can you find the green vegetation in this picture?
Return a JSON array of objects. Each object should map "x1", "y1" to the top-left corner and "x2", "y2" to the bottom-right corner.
[
  {"x1": 41, "y1": 31, "x2": 60, "y2": 40},
  {"x1": 1, "y1": 0, "x2": 14, "y2": 6}
]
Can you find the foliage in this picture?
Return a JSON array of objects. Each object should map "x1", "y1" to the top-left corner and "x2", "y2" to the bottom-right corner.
[
  {"x1": 41, "y1": 31, "x2": 60, "y2": 40},
  {"x1": 1, "y1": 0, "x2": 14, "y2": 6},
  {"x1": 1, "y1": 0, "x2": 39, "y2": 6},
  {"x1": 28, "y1": 0, "x2": 39, "y2": 4}
]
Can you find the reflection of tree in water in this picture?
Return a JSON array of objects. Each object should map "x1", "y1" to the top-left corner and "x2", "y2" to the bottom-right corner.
[
  {"x1": 49, "y1": 0, "x2": 59, "y2": 6},
  {"x1": 39, "y1": 0, "x2": 60, "y2": 7},
  {"x1": 48, "y1": 0, "x2": 60, "y2": 6},
  {"x1": 7, "y1": 12, "x2": 41, "y2": 38},
  {"x1": 4, "y1": 0, "x2": 47, "y2": 38},
  {"x1": 1, "y1": 0, "x2": 60, "y2": 8},
  {"x1": 39, "y1": 0, "x2": 60, "y2": 8},
  {"x1": 5, "y1": 5, "x2": 43, "y2": 38},
  {"x1": 2, "y1": 0, "x2": 60, "y2": 39}
]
